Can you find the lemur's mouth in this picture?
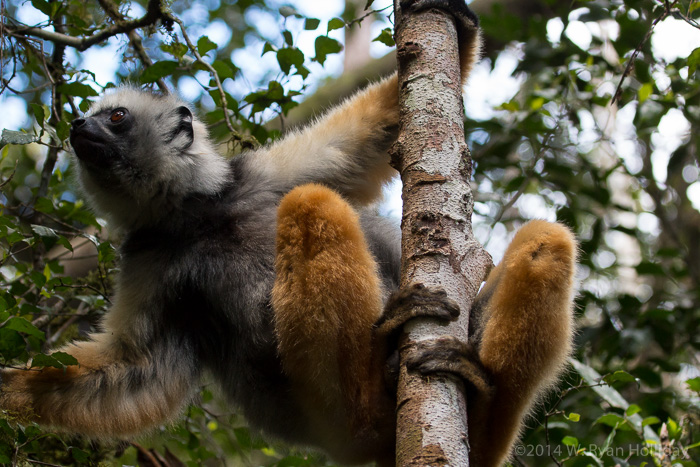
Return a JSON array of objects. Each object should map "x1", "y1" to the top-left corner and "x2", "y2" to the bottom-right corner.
[
  {"x1": 70, "y1": 134, "x2": 103, "y2": 157},
  {"x1": 69, "y1": 134, "x2": 114, "y2": 171}
]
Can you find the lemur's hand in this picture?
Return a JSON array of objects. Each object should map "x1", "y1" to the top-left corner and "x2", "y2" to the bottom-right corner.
[{"x1": 374, "y1": 283, "x2": 460, "y2": 342}]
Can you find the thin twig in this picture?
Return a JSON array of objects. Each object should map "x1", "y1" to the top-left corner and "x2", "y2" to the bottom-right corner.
[
  {"x1": 0, "y1": 159, "x2": 17, "y2": 189},
  {"x1": 54, "y1": 278, "x2": 111, "y2": 304},
  {"x1": 26, "y1": 459, "x2": 63, "y2": 467},
  {"x1": 612, "y1": 3, "x2": 672, "y2": 104},
  {"x1": 164, "y1": 12, "x2": 235, "y2": 134}
]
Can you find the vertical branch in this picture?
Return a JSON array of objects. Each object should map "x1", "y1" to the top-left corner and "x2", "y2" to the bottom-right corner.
[
  {"x1": 33, "y1": 1, "x2": 66, "y2": 271},
  {"x1": 37, "y1": 3, "x2": 66, "y2": 200},
  {"x1": 392, "y1": 1, "x2": 491, "y2": 465}
]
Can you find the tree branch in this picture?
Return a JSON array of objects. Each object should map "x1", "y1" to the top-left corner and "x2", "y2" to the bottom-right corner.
[
  {"x1": 392, "y1": 2, "x2": 491, "y2": 465},
  {"x1": 97, "y1": 0, "x2": 169, "y2": 93},
  {"x1": 5, "y1": 0, "x2": 165, "y2": 52},
  {"x1": 37, "y1": 3, "x2": 66, "y2": 200}
]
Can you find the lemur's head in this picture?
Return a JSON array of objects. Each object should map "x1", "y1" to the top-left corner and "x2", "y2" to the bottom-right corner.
[{"x1": 70, "y1": 88, "x2": 230, "y2": 231}]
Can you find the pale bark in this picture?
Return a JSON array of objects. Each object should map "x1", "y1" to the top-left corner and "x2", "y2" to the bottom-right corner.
[{"x1": 392, "y1": 3, "x2": 492, "y2": 465}]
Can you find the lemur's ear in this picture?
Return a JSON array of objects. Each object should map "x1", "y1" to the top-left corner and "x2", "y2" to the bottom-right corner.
[{"x1": 169, "y1": 106, "x2": 194, "y2": 149}]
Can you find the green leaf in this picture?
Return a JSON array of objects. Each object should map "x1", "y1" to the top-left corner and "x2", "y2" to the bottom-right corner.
[
  {"x1": 641, "y1": 416, "x2": 660, "y2": 427},
  {"x1": 566, "y1": 412, "x2": 581, "y2": 422},
  {"x1": 282, "y1": 30, "x2": 294, "y2": 47},
  {"x1": 57, "y1": 81, "x2": 99, "y2": 98},
  {"x1": 50, "y1": 351, "x2": 79, "y2": 366},
  {"x1": 160, "y1": 41, "x2": 188, "y2": 59},
  {"x1": 686, "y1": 376, "x2": 700, "y2": 393},
  {"x1": 500, "y1": 101, "x2": 520, "y2": 112},
  {"x1": 304, "y1": 18, "x2": 320, "y2": 30},
  {"x1": 31, "y1": 354, "x2": 62, "y2": 369},
  {"x1": 667, "y1": 417, "x2": 681, "y2": 439},
  {"x1": 4, "y1": 317, "x2": 45, "y2": 340},
  {"x1": 277, "y1": 47, "x2": 305, "y2": 75},
  {"x1": 0, "y1": 419, "x2": 14, "y2": 437},
  {"x1": 30, "y1": 103, "x2": 46, "y2": 125},
  {"x1": 0, "y1": 441, "x2": 12, "y2": 463},
  {"x1": 0, "y1": 328, "x2": 26, "y2": 361},
  {"x1": 597, "y1": 413, "x2": 625, "y2": 428},
  {"x1": 33, "y1": 197, "x2": 54, "y2": 214},
  {"x1": 97, "y1": 241, "x2": 116, "y2": 263},
  {"x1": 30, "y1": 351, "x2": 78, "y2": 369},
  {"x1": 56, "y1": 236, "x2": 73, "y2": 253},
  {"x1": 197, "y1": 36, "x2": 218, "y2": 57},
  {"x1": 141, "y1": 61, "x2": 178, "y2": 83},
  {"x1": 279, "y1": 5, "x2": 297, "y2": 17},
  {"x1": 635, "y1": 261, "x2": 665, "y2": 276},
  {"x1": 0, "y1": 129, "x2": 39, "y2": 148},
  {"x1": 638, "y1": 82, "x2": 653, "y2": 103},
  {"x1": 314, "y1": 36, "x2": 343, "y2": 65},
  {"x1": 328, "y1": 17, "x2": 345, "y2": 32},
  {"x1": 562, "y1": 436, "x2": 578, "y2": 446},
  {"x1": 504, "y1": 175, "x2": 525, "y2": 193},
  {"x1": 245, "y1": 81, "x2": 291, "y2": 114},
  {"x1": 212, "y1": 60, "x2": 238, "y2": 81},
  {"x1": 570, "y1": 358, "x2": 660, "y2": 443},
  {"x1": 234, "y1": 427, "x2": 253, "y2": 449},
  {"x1": 262, "y1": 42, "x2": 276, "y2": 55},
  {"x1": 28, "y1": 270, "x2": 46, "y2": 289},
  {"x1": 71, "y1": 447, "x2": 90, "y2": 463},
  {"x1": 529, "y1": 96, "x2": 546, "y2": 111},
  {"x1": 625, "y1": 404, "x2": 641, "y2": 416},
  {"x1": 31, "y1": 224, "x2": 59, "y2": 239},
  {"x1": 31, "y1": 0, "x2": 54, "y2": 17},
  {"x1": 56, "y1": 119, "x2": 70, "y2": 141},
  {"x1": 603, "y1": 370, "x2": 637, "y2": 385},
  {"x1": 597, "y1": 413, "x2": 636, "y2": 431},
  {"x1": 689, "y1": 47, "x2": 700, "y2": 75},
  {"x1": 372, "y1": 27, "x2": 395, "y2": 47}
]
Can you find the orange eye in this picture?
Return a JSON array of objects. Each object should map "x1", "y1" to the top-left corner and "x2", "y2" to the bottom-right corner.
[{"x1": 110, "y1": 109, "x2": 126, "y2": 123}]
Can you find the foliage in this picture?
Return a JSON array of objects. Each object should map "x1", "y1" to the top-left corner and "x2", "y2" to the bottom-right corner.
[
  {"x1": 0, "y1": 0, "x2": 698, "y2": 465},
  {"x1": 471, "y1": 2, "x2": 700, "y2": 466}
]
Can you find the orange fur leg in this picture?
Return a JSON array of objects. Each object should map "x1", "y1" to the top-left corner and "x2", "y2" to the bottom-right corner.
[
  {"x1": 469, "y1": 220, "x2": 577, "y2": 466},
  {"x1": 272, "y1": 183, "x2": 392, "y2": 463},
  {"x1": 0, "y1": 334, "x2": 195, "y2": 438}
]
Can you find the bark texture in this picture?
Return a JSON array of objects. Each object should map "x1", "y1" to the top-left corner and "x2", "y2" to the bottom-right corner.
[{"x1": 392, "y1": 4, "x2": 492, "y2": 466}]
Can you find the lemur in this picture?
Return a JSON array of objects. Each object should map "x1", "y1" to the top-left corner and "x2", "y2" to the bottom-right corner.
[{"x1": 0, "y1": 1, "x2": 577, "y2": 465}]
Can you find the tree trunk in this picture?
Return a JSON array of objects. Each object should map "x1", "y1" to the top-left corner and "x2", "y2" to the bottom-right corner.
[{"x1": 391, "y1": 2, "x2": 492, "y2": 465}]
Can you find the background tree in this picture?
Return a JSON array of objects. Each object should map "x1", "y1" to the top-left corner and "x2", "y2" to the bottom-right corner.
[{"x1": 0, "y1": 0, "x2": 698, "y2": 465}]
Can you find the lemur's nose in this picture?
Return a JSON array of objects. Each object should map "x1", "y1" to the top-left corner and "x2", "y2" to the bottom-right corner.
[{"x1": 71, "y1": 118, "x2": 86, "y2": 130}]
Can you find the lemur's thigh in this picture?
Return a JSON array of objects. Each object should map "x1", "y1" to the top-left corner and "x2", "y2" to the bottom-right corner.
[
  {"x1": 469, "y1": 220, "x2": 577, "y2": 466},
  {"x1": 272, "y1": 183, "x2": 385, "y2": 443}
]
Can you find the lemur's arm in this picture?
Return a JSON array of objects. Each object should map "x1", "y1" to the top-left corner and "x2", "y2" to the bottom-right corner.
[
  {"x1": 254, "y1": 75, "x2": 400, "y2": 205},
  {"x1": 0, "y1": 308, "x2": 198, "y2": 437},
  {"x1": 254, "y1": 2, "x2": 480, "y2": 205}
]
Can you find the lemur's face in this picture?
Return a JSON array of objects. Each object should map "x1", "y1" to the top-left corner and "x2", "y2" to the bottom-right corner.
[
  {"x1": 68, "y1": 88, "x2": 229, "y2": 230},
  {"x1": 70, "y1": 106, "x2": 137, "y2": 172},
  {"x1": 70, "y1": 91, "x2": 194, "y2": 186}
]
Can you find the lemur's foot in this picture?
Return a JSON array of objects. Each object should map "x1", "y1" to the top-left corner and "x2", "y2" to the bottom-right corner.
[
  {"x1": 406, "y1": 335, "x2": 493, "y2": 395},
  {"x1": 374, "y1": 283, "x2": 460, "y2": 340},
  {"x1": 374, "y1": 283, "x2": 460, "y2": 387}
]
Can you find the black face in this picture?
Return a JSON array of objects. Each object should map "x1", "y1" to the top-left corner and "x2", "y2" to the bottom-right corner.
[{"x1": 70, "y1": 108, "x2": 134, "y2": 168}]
